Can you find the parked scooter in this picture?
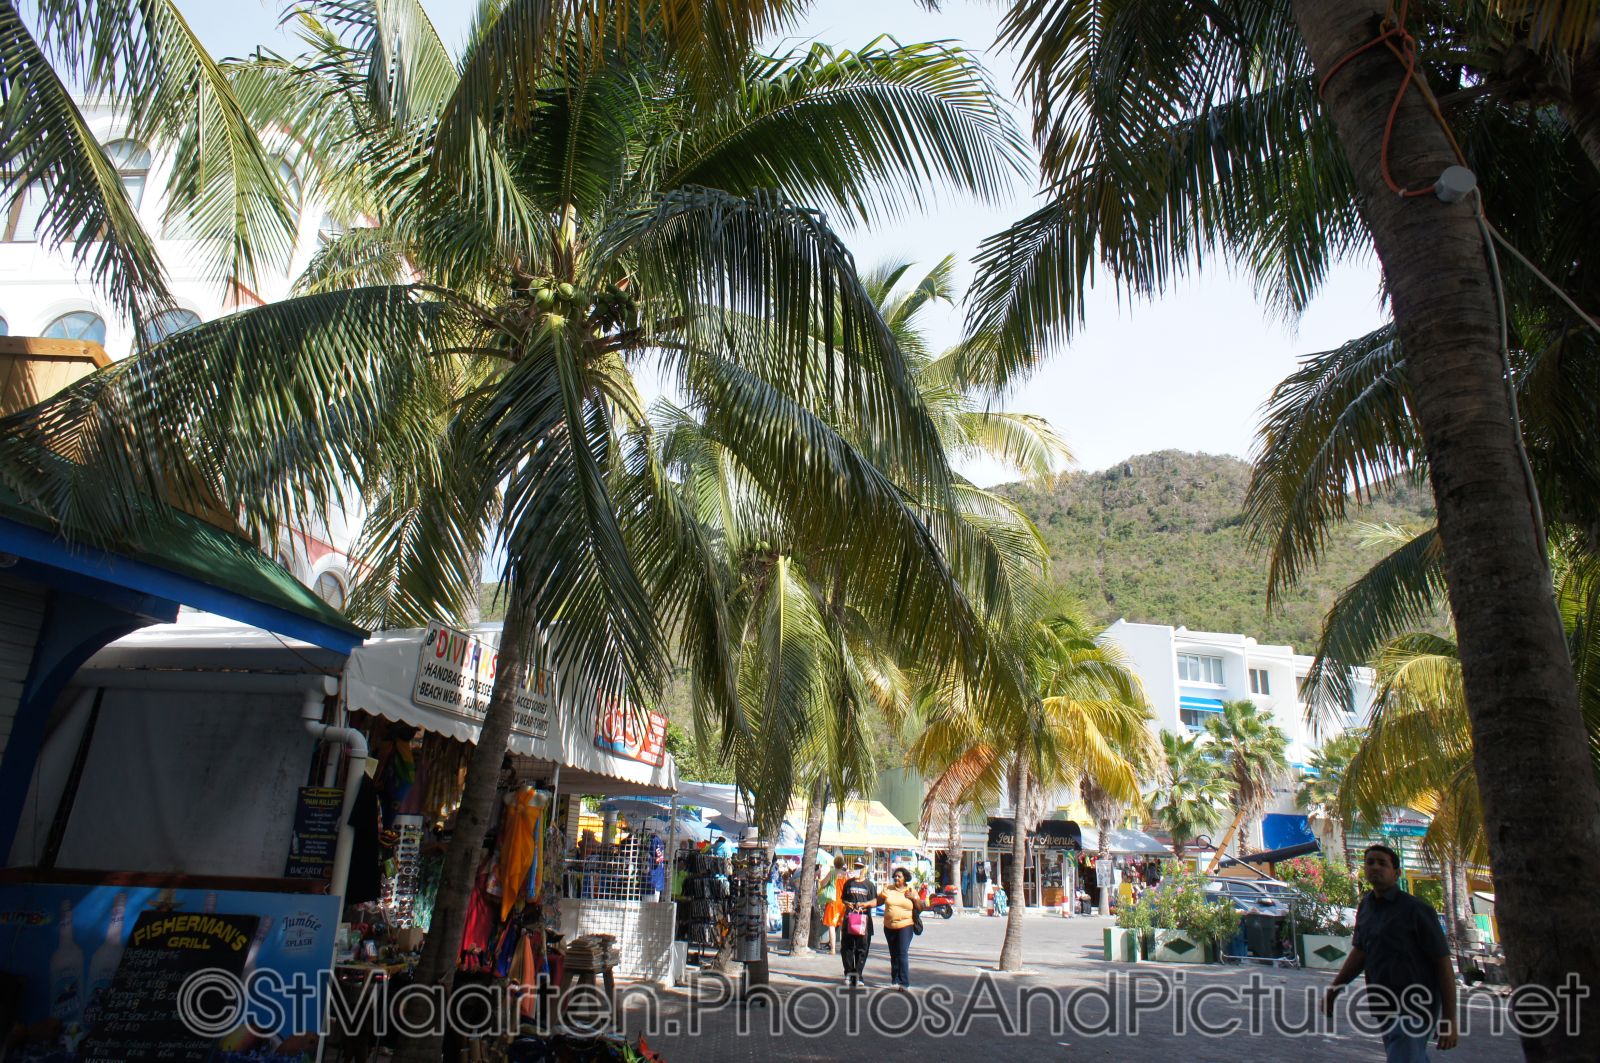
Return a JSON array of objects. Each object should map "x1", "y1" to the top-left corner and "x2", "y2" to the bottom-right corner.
[{"x1": 925, "y1": 885, "x2": 960, "y2": 919}]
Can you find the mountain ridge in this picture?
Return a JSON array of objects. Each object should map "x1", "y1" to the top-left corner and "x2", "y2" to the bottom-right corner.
[{"x1": 996, "y1": 449, "x2": 1435, "y2": 650}]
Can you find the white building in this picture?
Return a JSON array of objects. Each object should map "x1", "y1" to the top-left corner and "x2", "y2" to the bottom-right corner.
[
  {"x1": 0, "y1": 101, "x2": 358, "y2": 608},
  {"x1": 1102, "y1": 619, "x2": 1376, "y2": 851}
]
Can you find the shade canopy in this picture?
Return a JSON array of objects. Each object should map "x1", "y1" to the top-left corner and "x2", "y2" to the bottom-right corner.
[{"x1": 1078, "y1": 825, "x2": 1172, "y2": 856}]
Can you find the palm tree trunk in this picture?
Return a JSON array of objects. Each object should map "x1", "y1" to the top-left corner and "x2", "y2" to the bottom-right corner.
[
  {"x1": 945, "y1": 801, "x2": 963, "y2": 892},
  {"x1": 789, "y1": 777, "x2": 826, "y2": 956},
  {"x1": 1560, "y1": 52, "x2": 1600, "y2": 177},
  {"x1": 998, "y1": 764, "x2": 1030, "y2": 971},
  {"x1": 1448, "y1": 855, "x2": 1474, "y2": 977},
  {"x1": 1292, "y1": 3, "x2": 1600, "y2": 1057},
  {"x1": 395, "y1": 577, "x2": 535, "y2": 1063}
]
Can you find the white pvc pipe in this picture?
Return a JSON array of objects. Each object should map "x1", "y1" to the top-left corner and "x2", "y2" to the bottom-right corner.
[{"x1": 296, "y1": 681, "x2": 366, "y2": 908}]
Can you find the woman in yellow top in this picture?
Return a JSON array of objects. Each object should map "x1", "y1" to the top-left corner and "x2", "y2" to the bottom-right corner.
[{"x1": 877, "y1": 867, "x2": 927, "y2": 990}]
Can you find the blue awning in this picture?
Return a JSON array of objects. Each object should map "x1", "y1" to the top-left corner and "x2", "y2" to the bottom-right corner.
[
  {"x1": 1179, "y1": 695, "x2": 1225, "y2": 713},
  {"x1": 1262, "y1": 813, "x2": 1318, "y2": 851}
]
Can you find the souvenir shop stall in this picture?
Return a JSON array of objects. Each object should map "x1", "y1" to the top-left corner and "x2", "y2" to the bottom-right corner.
[{"x1": 341, "y1": 623, "x2": 680, "y2": 989}]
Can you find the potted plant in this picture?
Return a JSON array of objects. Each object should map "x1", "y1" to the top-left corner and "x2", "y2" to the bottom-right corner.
[
  {"x1": 1144, "y1": 868, "x2": 1238, "y2": 963},
  {"x1": 1108, "y1": 894, "x2": 1152, "y2": 962},
  {"x1": 1280, "y1": 857, "x2": 1360, "y2": 969}
]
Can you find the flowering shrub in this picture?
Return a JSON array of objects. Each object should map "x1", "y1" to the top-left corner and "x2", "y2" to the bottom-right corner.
[
  {"x1": 1116, "y1": 866, "x2": 1240, "y2": 944},
  {"x1": 1280, "y1": 856, "x2": 1362, "y2": 934}
]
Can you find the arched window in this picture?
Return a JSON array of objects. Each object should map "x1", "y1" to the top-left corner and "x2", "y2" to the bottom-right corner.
[
  {"x1": 104, "y1": 139, "x2": 152, "y2": 210},
  {"x1": 42, "y1": 311, "x2": 107, "y2": 344},
  {"x1": 3, "y1": 184, "x2": 47, "y2": 242},
  {"x1": 313, "y1": 570, "x2": 346, "y2": 610},
  {"x1": 140, "y1": 308, "x2": 201, "y2": 345},
  {"x1": 317, "y1": 212, "x2": 344, "y2": 246}
]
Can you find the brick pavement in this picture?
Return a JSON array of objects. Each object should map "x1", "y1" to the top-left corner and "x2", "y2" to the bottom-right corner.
[{"x1": 612, "y1": 912, "x2": 1521, "y2": 1061}]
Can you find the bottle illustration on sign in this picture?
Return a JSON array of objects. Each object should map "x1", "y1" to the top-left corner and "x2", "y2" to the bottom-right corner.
[
  {"x1": 217, "y1": 916, "x2": 280, "y2": 1055},
  {"x1": 82, "y1": 892, "x2": 127, "y2": 1028},
  {"x1": 49, "y1": 900, "x2": 84, "y2": 1030}
]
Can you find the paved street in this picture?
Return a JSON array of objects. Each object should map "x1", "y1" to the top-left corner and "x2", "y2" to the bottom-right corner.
[{"x1": 619, "y1": 912, "x2": 1521, "y2": 1061}]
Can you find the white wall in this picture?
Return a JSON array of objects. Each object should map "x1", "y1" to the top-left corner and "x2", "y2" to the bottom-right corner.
[
  {"x1": 9, "y1": 686, "x2": 317, "y2": 877},
  {"x1": 1102, "y1": 620, "x2": 1179, "y2": 733}
]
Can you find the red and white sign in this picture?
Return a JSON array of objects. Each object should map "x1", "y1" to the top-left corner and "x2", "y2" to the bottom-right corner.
[{"x1": 594, "y1": 696, "x2": 668, "y2": 766}]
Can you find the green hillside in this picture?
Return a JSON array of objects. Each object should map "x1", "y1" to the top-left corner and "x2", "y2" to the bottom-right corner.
[{"x1": 998, "y1": 450, "x2": 1436, "y2": 650}]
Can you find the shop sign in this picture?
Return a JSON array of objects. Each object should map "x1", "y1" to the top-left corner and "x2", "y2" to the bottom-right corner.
[
  {"x1": 986, "y1": 817, "x2": 1081, "y2": 852},
  {"x1": 594, "y1": 695, "x2": 668, "y2": 766},
  {"x1": 414, "y1": 622, "x2": 552, "y2": 740},
  {"x1": 283, "y1": 786, "x2": 343, "y2": 880},
  {"x1": 0, "y1": 882, "x2": 339, "y2": 1062},
  {"x1": 1379, "y1": 808, "x2": 1431, "y2": 838}
]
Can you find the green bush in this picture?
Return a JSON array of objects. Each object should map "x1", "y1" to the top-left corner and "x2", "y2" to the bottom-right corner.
[
  {"x1": 1128, "y1": 866, "x2": 1240, "y2": 944},
  {"x1": 1279, "y1": 856, "x2": 1362, "y2": 935}
]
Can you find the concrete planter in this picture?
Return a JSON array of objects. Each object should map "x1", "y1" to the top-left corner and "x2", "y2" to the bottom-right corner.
[
  {"x1": 1147, "y1": 928, "x2": 1210, "y2": 963},
  {"x1": 1300, "y1": 933, "x2": 1355, "y2": 970},
  {"x1": 1103, "y1": 926, "x2": 1141, "y2": 962}
]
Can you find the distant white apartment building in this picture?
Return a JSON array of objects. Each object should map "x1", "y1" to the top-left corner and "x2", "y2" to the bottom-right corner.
[
  {"x1": 0, "y1": 101, "x2": 358, "y2": 608},
  {"x1": 1101, "y1": 619, "x2": 1377, "y2": 852}
]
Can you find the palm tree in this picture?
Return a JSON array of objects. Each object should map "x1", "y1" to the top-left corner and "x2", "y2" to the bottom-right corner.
[
  {"x1": 1148, "y1": 730, "x2": 1228, "y2": 863},
  {"x1": 0, "y1": 0, "x2": 820, "y2": 338},
  {"x1": 912, "y1": 599, "x2": 1154, "y2": 971},
  {"x1": 1296, "y1": 731, "x2": 1361, "y2": 862},
  {"x1": 974, "y1": 4, "x2": 1600, "y2": 1039},
  {"x1": 1202, "y1": 700, "x2": 1290, "y2": 856},
  {"x1": 0, "y1": 9, "x2": 1027, "y2": 1051},
  {"x1": 747, "y1": 256, "x2": 1071, "y2": 955}
]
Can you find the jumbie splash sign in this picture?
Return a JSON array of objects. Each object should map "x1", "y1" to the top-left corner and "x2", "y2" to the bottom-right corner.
[
  {"x1": 414, "y1": 622, "x2": 554, "y2": 741},
  {"x1": 594, "y1": 695, "x2": 668, "y2": 766}
]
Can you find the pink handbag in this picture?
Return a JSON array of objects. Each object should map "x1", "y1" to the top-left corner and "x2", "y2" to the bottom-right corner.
[{"x1": 845, "y1": 910, "x2": 866, "y2": 936}]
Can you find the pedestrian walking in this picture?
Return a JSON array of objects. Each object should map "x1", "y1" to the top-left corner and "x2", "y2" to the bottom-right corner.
[
  {"x1": 1323, "y1": 844, "x2": 1458, "y2": 1061},
  {"x1": 878, "y1": 866, "x2": 927, "y2": 990},
  {"x1": 821, "y1": 855, "x2": 847, "y2": 955},
  {"x1": 839, "y1": 859, "x2": 877, "y2": 986}
]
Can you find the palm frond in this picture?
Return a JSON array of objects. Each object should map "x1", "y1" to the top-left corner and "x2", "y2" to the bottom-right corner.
[
  {"x1": 1302, "y1": 525, "x2": 1447, "y2": 732},
  {"x1": 0, "y1": 4, "x2": 172, "y2": 330},
  {"x1": 0, "y1": 284, "x2": 468, "y2": 550},
  {"x1": 1243, "y1": 323, "x2": 1424, "y2": 598},
  {"x1": 655, "y1": 38, "x2": 1028, "y2": 225}
]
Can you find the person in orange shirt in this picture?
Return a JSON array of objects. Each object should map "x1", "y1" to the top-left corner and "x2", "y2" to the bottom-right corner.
[{"x1": 877, "y1": 867, "x2": 927, "y2": 990}]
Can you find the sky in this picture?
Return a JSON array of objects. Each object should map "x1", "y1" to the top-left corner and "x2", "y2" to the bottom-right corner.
[{"x1": 182, "y1": 0, "x2": 1389, "y2": 483}]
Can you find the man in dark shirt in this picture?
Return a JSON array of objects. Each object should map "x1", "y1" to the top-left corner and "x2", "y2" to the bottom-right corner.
[{"x1": 1324, "y1": 844, "x2": 1457, "y2": 1060}]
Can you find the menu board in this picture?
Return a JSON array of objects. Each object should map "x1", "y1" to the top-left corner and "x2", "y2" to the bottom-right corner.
[
  {"x1": 78, "y1": 910, "x2": 260, "y2": 1062},
  {"x1": 283, "y1": 786, "x2": 344, "y2": 880}
]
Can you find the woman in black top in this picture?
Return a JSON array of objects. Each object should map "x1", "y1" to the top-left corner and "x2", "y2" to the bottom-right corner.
[{"x1": 839, "y1": 861, "x2": 877, "y2": 986}]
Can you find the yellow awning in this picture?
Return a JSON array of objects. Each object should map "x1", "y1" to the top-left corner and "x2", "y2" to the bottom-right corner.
[{"x1": 785, "y1": 798, "x2": 922, "y2": 851}]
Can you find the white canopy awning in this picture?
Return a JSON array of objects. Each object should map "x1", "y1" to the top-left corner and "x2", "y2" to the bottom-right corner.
[
  {"x1": 342, "y1": 623, "x2": 677, "y2": 796},
  {"x1": 1079, "y1": 825, "x2": 1172, "y2": 856}
]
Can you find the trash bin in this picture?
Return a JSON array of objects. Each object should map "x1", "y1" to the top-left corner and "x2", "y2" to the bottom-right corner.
[{"x1": 1243, "y1": 913, "x2": 1279, "y2": 958}]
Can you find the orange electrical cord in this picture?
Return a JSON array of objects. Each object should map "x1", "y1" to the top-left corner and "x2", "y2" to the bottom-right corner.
[{"x1": 1317, "y1": 0, "x2": 1467, "y2": 197}]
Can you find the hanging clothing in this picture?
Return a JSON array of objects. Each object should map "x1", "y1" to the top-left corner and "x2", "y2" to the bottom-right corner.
[
  {"x1": 345, "y1": 774, "x2": 383, "y2": 906},
  {"x1": 375, "y1": 734, "x2": 423, "y2": 827},
  {"x1": 649, "y1": 836, "x2": 667, "y2": 895},
  {"x1": 497, "y1": 788, "x2": 550, "y2": 919},
  {"x1": 459, "y1": 860, "x2": 496, "y2": 972}
]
